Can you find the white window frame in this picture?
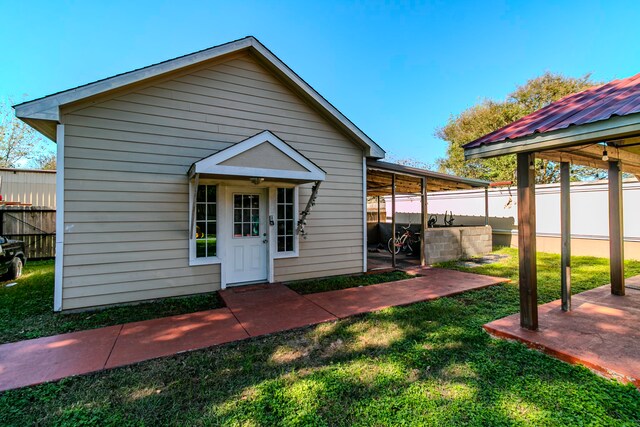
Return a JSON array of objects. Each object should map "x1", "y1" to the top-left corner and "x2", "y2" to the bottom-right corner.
[
  {"x1": 270, "y1": 185, "x2": 299, "y2": 259},
  {"x1": 189, "y1": 179, "x2": 221, "y2": 266}
]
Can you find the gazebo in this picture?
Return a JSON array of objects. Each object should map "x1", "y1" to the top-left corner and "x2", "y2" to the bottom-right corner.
[{"x1": 463, "y1": 72, "x2": 640, "y2": 330}]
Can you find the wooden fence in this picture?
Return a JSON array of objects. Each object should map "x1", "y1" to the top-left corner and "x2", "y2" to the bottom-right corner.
[{"x1": 0, "y1": 207, "x2": 56, "y2": 259}]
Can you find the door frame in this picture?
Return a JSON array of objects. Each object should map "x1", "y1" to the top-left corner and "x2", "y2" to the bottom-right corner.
[
  {"x1": 223, "y1": 186, "x2": 269, "y2": 287},
  {"x1": 193, "y1": 179, "x2": 298, "y2": 290}
]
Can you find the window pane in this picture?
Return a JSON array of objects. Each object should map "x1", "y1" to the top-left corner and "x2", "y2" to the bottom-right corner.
[
  {"x1": 243, "y1": 195, "x2": 251, "y2": 208},
  {"x1": 285, "y1": 204, "x2": 293, "y2": 220},
  {"x1": 278, "y1": 236, "x2": 285, "y2": 252},
  {"x1": 242, "y1": 224, "x2": 250, "y2": 237},
  {"x1": 196, "y1": 239, "x2": 206, "y2": 258},
  {"x1": 277, "y1": 188, "x2": 284, "y2": 203},
  {"x1": 234, "y1": 209, "x2": 241, "y2": 222},
  {"x1": 277, "y1": 204, "x2": 284, "y2": 219},
  {"x1": 286, "y1": 236, "x2": 293, "y2": 251},
  {"x1": 251, "y1": 196, "x2": 259, "y2": 209},
  {"x1": 207, "y1": 186, "x2": 216, "y2": 202},
  {"x1": 243, "y1": 208, "x2": 250, "y2": 222},
  {"x1": 207, "y1": 204, "x2": 216, "y2": 218},
  {"x1": 277, "y1": 220, "x2": 285, "y2": 235},
  {"x1": 206, "y1": 239, "x2": 216, "y2": 257},
  {"x1": 197, "y1": 185, "x2": 206, "y2": 202},
  {"x1": 286, "y1": 220, "x2": 293, "y2": 235},
  {"x1": 286, "y1": 188, "x2": 293, "y2": 202},
  {"x1": 234, "y1": 195, "x2": 242, "y2": 208},
  {"x1": 196, "y1": 204, "x2": 205, "y2": 220},
  {"x1": 196, "y1": 221, "x2": 205, "y2": 239}
]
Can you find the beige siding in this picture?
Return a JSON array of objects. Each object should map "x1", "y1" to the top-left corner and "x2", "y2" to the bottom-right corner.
[
  {"x1": 0, "y1": 169, "x2": 56, "y2": 208},
  {"x1": 220, "y1": 142, "x2": 308, "y2": 171},
  {"x1": 61, "y1": 53, "x2": 364, "y2": 310}
]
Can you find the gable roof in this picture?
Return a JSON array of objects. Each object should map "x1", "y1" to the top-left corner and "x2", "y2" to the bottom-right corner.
[
  {"x1": 464, "y1": 72, "x2": 640, "y2": 150},
  {"x1": 14, "y1": 36, "x2": 385, "y2": 158},
  {"x1": 189, "y1": 130, "x2": 326, "y2": 182}
]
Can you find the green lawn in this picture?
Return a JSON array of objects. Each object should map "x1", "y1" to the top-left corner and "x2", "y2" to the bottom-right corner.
[
  {"x1": 287, "y1": 270, "x2": 413, "y2": 294},
  {"x1": 1, "y1": 248, "x2": 640, "y2": 425},
  {"x1": 0, "y1": 260, "x2": 223, "y2": 344},
  {"x1": 0, "y1": 262, "x2": 409, "y2": 344}
]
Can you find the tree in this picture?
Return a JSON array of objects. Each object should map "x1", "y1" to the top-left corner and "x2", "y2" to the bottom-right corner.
[
  {"x1": 436, "y1": 72, "x2": 604, "y2": 183},
  {"x1": 33, "y1": 152, "x2": 56, "y2": 170},
  {"x1": 0, "y1": 98, "x2": 56, "y2": 169}
]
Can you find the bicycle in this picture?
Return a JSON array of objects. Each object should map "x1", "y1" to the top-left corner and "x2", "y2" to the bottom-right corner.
[{"x1": 387, "y1": 225, "x2": 420, "y2": 255}]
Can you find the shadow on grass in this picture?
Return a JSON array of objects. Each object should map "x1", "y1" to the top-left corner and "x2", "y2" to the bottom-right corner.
[
  {"x1": 2, "y1": 285, "x2": 639, "y2": 426},
  {"x1": 2, "y1": 248, "x2": 640, "y2": 425}
]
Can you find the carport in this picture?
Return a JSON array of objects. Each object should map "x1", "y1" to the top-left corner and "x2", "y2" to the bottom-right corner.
[
  {"x1": 464, "y1": 73, "x2": 640, "y2": 330},
  {"x1": 366, "y1": 160, "x2": 489, "y2": 270}
]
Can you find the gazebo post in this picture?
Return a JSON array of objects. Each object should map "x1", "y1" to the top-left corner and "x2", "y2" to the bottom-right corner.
[
  {"x1": 608, "y1": 161, "x2": 625, "y2": 296},
  {"x1": 517, "y1": 152, "x2": 538, "y2": 330},
  {"x1": 391, "y1": 173, "x2": 396, "y2": 268},
  {"x1": 560, "y1": 162, "x2": 571, "y2": 311},
  {"x1": 421, "y1": 177, "x2": 427, "y2": 266}
]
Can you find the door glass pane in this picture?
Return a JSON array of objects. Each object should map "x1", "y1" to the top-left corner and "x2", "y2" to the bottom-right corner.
[{"x1": 233, "y1": 193, "x2": 260, "y2": 239}]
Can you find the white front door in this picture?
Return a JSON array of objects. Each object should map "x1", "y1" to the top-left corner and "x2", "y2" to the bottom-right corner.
[{"x1": 227, "y1": 188, "x2": 268, "y2": 285}]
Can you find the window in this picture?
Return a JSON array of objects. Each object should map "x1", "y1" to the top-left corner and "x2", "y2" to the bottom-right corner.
[
  {"x1": 233, "y1": 194, "x2": 260, "y2": 237},
  {"x1": 195, "y1": 185, "x2": 217, "y2": 258},
  {"x1": 277, "y1": 188, "x2": 295, "y2": 252}
]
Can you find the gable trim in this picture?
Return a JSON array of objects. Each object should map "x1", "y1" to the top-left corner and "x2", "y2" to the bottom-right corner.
[
  {"x1": 189, "y1": 130, "x2": 326, "y2": 182},
  {"x1": 14, "y1": 37, "x2": 385, "y2": 158}
]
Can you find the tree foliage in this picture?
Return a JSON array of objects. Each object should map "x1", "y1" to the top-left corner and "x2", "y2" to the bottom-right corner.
[
  {"x1": 436, "y1": 72, "x2": 605, "y2": 183},
  {"x1": 0, "y1": 98, "x2": 56, "y2": 169}
]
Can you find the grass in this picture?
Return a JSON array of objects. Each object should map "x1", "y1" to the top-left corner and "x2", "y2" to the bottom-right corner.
[
  {"x1": 1, "y1": 248, "x2": 640, "y2": 425},
  {"x1": 0, "y1": 260, "x2": 222, "y2": 344},
  {"x1": 287, "y1": 271, "x2": 413, "y2": 294}
]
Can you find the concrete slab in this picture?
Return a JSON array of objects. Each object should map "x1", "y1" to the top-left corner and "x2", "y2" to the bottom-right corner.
[
  {"x1": 0, "y1": 325, "x2": 121, "y2": 392},
  {"x1": 220, "y1": 284, "x2": 337, "y2": 336},
  {"x1": 106, "y1": 308, "x2": 248, "y2": 369},
  {"x1": 484, "y1": 284, "x2": 640, "y2": 387},
  {"x1": 306, "y1": 268, "x2": 509, "y2": 318}
]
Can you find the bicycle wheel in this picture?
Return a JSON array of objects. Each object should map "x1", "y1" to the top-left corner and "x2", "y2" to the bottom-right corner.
[{"x1": 387, "y1": 237, "x2": 401, "y2": 255}]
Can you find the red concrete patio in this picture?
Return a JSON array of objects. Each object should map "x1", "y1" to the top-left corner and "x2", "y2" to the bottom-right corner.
[
  {"x1": 219, "y1": 284, "x2": 337, "y2": 336},
  {"x1": 0, "y1": 268, "x2": 507, "y2": 392},
  {"x1": 484, "y1": 280, "x2": 640, "y2": 387},
  {"x1": 307, "y1": 267, "x2": 509, "y2": 318}
]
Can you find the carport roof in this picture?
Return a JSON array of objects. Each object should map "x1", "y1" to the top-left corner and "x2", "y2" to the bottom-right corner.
[
  {"x1": 465, "y1": 72, "x2": 640, "y2": 150},
  {"x1": 367, "y1": 160, "x2": 489, "y2": 196},
  {"x1": 462, "y1": 72, "x2": 640, "y2": 177}
]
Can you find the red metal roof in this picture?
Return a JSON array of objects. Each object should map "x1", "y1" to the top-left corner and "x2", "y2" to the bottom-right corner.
[{"x1": 464, "y1": 72, "x2": 640, "y2": 149}]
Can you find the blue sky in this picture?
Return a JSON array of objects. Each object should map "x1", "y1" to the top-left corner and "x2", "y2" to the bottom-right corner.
[{"x1": 2, "y1": 0, "x2": 640, "y2": 165}]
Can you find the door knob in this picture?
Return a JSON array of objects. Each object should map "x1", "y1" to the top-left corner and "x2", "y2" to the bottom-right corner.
[{"x1": 262, "y1": 239, "x2": 268, "y2": 244}]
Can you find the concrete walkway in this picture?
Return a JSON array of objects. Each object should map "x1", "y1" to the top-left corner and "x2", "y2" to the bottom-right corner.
[{"x1": 0, "y1": 268, "x2": 507, "y2": 392}]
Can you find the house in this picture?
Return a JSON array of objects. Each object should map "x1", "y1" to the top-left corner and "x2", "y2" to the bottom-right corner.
[{"x1": 14, "y1": 37, "x2": 385, "y2": 311}]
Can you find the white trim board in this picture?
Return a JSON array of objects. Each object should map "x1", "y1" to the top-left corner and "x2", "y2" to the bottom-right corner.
[{"x1": 54, "y1": 124, "x2": 64, "y2": 311}]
